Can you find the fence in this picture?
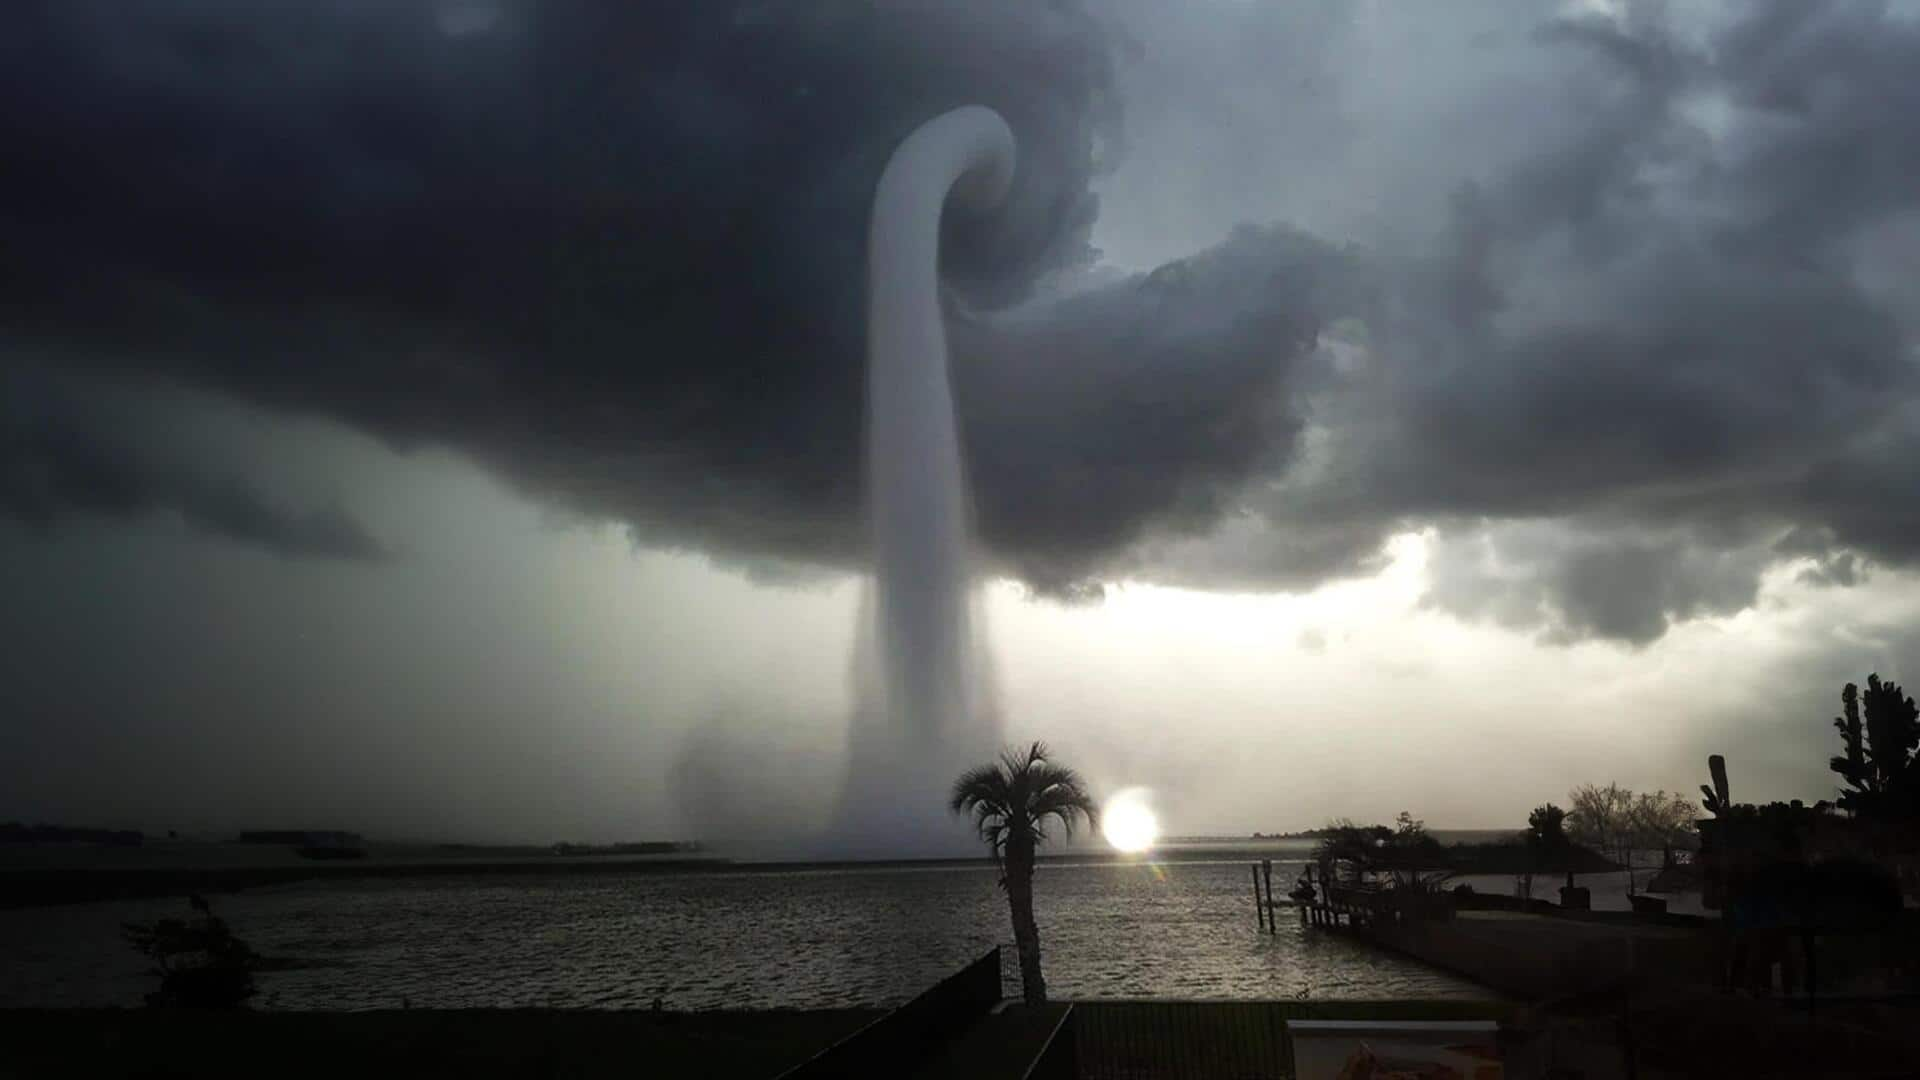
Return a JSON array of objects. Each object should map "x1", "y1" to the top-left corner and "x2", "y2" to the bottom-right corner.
[
  {"x1": 774, "y1": 947, "x2": 1004, "y2": 1079},
  {"x1": 1069, "y1": 999, "x2": 1518, "y2": 1080},
  {"x1": 1071, "y1": 1001, "x2": 1292, "y2": 1079},
  {"x1": 1022, "y1": 1003, "x2": 1079, "y2": 1080}
]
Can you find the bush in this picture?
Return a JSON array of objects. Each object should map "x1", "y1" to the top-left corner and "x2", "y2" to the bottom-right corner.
[{"x1": 123, "y1": 897, "x2": 258, "y2": 1008}]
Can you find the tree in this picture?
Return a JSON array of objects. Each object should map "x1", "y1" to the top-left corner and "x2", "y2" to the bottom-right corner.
[
  {"x1": 1527, "y1": 804, "x2": 1568, "y2": 850},
  {"x1": 1314, "y1": 820, "x2": 1393, "y2": 886},
  {"x1": 1312, "y1": 813, "x2": 1448, "y2": 898},
  {"x1": 1628, "y1": 790, "x2": 1697, "y2": 854},
  {"x1": 950, "y1": 742, "x2": 1098, "y2": 1006},
  {"x1": 1830, "y1": 674, "x2": 1920, "y2": 822},
  {"x1": 1568, "y1": 782, "x2": 1637, "y2": 889},
  {"x1": 1520, "y1": 803, "x2": 1571, "y2": 897},
  {"x1": 122, "y1": 897, "x2": 258, "y2": 1008},
  {"x1": 1394, "y1": 811, "x2": 1428, "y2": 846},
  {"x1": 1383, "y1": 811, "x2": 1449, "y2": 892},
  {"x1": 1567, "y1": 784, "x2": 1631, "y2": 855},
  {"x1": 1568, "y1": 784, "x2": 1696, "y2": 893}
]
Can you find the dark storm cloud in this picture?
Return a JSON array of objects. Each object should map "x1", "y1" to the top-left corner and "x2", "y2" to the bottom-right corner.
[
  {"x1": 1422, "y1": 521, "x2": 1771, "y2": 647},
  {"x1": 1, "y1": 0, "x2": 1351, "y2": 596},
  {"x1": 955, "y1": 224, "x2": 1349, "y2": 591},
  {"x1": 0, "y1": 370, "x2": 386, "y2": 560},
  {"x1": 5, "y1": 0, "x2": 1276, "y2": 579},
  {"x1": 6, "y1": 0, "x2": 1920, "y2": 645},
  {"x1": 1228, "y1": 2, "x2": 1920, "y2": 642},
  {"x1": 1797, "y1": 552, "x2": 1862, "y2": 590}
]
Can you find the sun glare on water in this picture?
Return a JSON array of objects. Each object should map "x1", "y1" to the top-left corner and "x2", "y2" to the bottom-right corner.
[{"x1": 1101, "y1": 787, "x2": 1160, "y2": 854}]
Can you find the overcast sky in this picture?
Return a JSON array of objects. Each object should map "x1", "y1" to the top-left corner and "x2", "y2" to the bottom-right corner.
[{"x1": 5, "y1": 0, "x2": 1920, "y2": 850}]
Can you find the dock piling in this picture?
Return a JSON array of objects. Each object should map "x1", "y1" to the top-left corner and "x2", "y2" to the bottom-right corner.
[
  {"x1": 1261, "y1": 860, "x2": 1275, "y2": 935},
  {"x1": 1252, "y1": 864, "x2": 1266, "y2": 931}
]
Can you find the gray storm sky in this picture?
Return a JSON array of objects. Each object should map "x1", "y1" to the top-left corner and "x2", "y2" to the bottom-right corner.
[{"x1": 5, "y1": 0, "x2": 1920, "y2": 849}]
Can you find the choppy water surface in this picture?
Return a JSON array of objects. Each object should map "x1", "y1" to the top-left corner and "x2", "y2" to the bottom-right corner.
[{"x1": 0, "y1": 860, "x2": 1491, "y2": 1008}]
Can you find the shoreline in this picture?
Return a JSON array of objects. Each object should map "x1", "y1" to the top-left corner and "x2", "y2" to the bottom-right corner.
[
  {"x1": 0, "y1": 842, "x2": 1626, "y2": 910},
  {"x1": 0, "y1": 845, "x2": 1331, "y2": 909},
  {"x1": 1, "y1": 839, "x2": 1628, "y2": 910}
]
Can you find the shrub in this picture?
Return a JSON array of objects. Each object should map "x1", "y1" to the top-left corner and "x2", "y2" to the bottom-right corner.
[{"x1": 123, "y1": 897, "x2": 258, "y2": 1008}]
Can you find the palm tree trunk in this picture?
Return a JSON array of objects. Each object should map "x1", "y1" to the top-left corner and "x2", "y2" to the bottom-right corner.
[{"x1": 1004, "y1": 844, "x2": 1047, "y2": 1005}]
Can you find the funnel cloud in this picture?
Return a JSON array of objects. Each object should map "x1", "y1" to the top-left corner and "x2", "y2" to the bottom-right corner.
[{"x1": 5, "y1": 1, "x2": 1920, "y2": 844}]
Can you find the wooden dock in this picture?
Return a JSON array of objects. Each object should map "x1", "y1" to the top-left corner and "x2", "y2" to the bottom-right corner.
[
  {"x1": 1251, "y1": 861, "x2": 1718, "y2": 1000},
  {"x1": 1371, "y1": 910, "x2": 1714, "y2": 1000},
  {"x1": 1251, "y1": 860, "x2": 1396, "y2": 932}
]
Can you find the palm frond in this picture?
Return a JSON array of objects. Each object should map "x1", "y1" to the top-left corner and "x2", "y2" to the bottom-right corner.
[
  {"x1": 1027, "y1": 762, "x2": 1090, "y2": 802},
  {"x1": 1029, "y1": 780, "x2": 1098, "y2": 838},
  {"x1": 949, "y1": 763, "x2": 1010, "y2": 815},
  {"x1": 949, "y1": 741, "x2": 1098, "y2": 860}
]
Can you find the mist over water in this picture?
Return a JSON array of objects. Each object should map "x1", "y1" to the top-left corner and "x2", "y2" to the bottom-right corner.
[{"x1": 830, "y1": 108, "x2": 1019, "y2": 856}]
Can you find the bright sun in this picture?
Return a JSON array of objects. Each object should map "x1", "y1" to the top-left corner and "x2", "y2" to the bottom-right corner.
[{"x1": 1101, "y1": 787, "x2": 1160, "y2": 854}]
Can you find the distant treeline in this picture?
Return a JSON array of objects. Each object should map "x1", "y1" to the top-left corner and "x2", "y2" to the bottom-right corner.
[
  {"x1": 0, "y1": 822, "x2": 143, "y2": 847},
  {"x1": 1250, "y1": 829, "x2": 1334, "y2": 840},
  {"x1": 1310, "y1": 813, "x2": 1621, "y2": 878},
  {"x1": 1435, "y1": 840, "x2": 1617, "y2": 875},
  {"x1": 550, "y1": 841, "x2": 704, "y2": 856},
  {"x1": 238, "y1": 830, "x2": 363, "y2": 847}
]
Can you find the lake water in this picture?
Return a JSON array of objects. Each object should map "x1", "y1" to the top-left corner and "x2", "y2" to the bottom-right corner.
[{"x1": 0, "y1": 857, "x2": 1496, "y2": 1008}]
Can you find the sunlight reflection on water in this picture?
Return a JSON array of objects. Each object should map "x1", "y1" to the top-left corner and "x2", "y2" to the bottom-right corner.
[{"x1": 0, "y1": 861, "x2": 1491, "y2": 1008}]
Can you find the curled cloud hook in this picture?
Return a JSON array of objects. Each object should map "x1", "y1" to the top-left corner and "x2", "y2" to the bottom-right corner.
[{"x1": 840, "y1": 106, "x2": 1016, "y2": 853}]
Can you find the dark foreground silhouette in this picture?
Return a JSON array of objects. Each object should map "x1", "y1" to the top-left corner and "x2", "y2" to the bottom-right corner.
[
  {"x1": 11, "y1": 992, "x2": 1920, "y2": 1078},
  {"x1": 950, "y1": 742, "x2": 1099, "y2": 1006},
  {"x1": 0, "y1": 1008, "x2": 881, "y2": 1080}
]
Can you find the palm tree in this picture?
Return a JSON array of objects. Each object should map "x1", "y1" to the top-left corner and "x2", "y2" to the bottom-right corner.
[
  {"x1": 1831, "y1": 675, "x2": 1920, "y2": 822},
  {"x1": 950, "y1": 742, "x2": 1098, "y2": 1006}
]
